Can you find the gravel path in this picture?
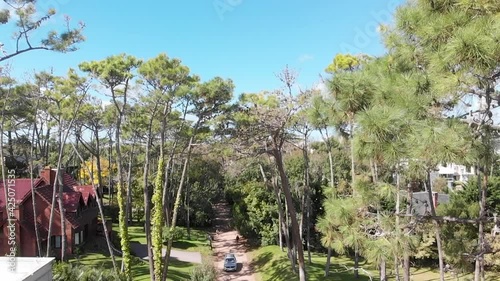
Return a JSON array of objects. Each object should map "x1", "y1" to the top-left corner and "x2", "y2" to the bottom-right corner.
[
  {"x1": 212, "y1": 201, "x2": 257, "y2": 281},
  {"x1": 130, "y1": 242, "x2": 202, "y2": 264}
]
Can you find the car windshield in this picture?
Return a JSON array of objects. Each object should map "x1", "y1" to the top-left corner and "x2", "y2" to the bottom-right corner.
[{"x1": 225, "y1": 258, "x2": 235, "y2": 263}]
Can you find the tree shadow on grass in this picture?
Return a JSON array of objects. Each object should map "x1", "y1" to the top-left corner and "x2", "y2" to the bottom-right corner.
[
  {"x1": 311, "y1": 262, "x2": 376, "y2": 281},
  {"x1": 131, "y1": 258, "x2": 194, "y2": 281},
  {"x1": 170, "y1": 240, "x2": 198, "y2": 250},
  {"x1": 77, "y1": 257, "x2": 116, "y2": 269},
  {"x1": 251, "y1": 251, "x2": 378, "y2": 281},
  {"x1": 250, "y1": 252, "x2": 273, "y2": 271}
]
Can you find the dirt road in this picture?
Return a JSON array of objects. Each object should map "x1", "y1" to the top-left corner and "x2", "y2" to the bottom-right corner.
[{"x1": 212, "y1": 201, "x2": 257, "y2": 281}]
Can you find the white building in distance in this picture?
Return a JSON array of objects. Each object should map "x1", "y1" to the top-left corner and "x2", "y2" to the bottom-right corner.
[{"x1": 430, "y1": 163, "x2": 475, "y2": 191}]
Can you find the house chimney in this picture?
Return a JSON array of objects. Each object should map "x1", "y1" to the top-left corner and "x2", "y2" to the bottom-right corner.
[
  {"x1": 432, "y1": 192, "x2": 439, "y2": 209},
  {"x1": 40, "y1": 166, "x2": 56, "y2": 186}
]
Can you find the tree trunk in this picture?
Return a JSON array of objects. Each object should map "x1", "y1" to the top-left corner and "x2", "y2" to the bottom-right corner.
[
  {"x1": 46, "y1": 130, "x2": 66, "y2": 257},
  {"x1": 299, "y1": 191, "x2": 305, "y2": 246},
  {"x1": 306, "y1": 190, "x2": 312, "y2": 264},
  {"x1": 57, "y1": 169, "x2": 67, "y2": 261},
  {"x1": 46, "y1": 94, "x2": 85, "y2": 258},
  {"x1": 394, "y1": 254, "x2": 401, "y2": 281},
  {"x1": 71, "y1": 142, "x2": 118, "y2": 274},
  {"x1": 278, "y1": 180, "x2": 294, "y2": 268},
  {"x1": 163, "y1": 135, "x2": 195, "y2": 280},
  {"x1": 113, "y1": 91, "x2": 131, "y2": 279},
  {"x1": 30, "y1": 120, "x2": 42, "y2": 256},
  {"x1": 403, "y1": 181, "x2": 413, "y2": 281},
  {"x1": 303, "y1": 136, "x2": 312, "y2": 264},
  {"x1": 44, "y1": 127, "x2": 51, "y2": 166},
  {"x1": 380, "y1": 260, "x2": 387, "y2": 281},
  {"x1": 325, "y1": 248, "x2": 332, "y2": 277},
  {"x1": 475, "y1": 170, "x2": 488, "y2": 281},
  {"x1": 94, "y1": 129, "x2": 103, "y2": 203},
  {"x1": 284, "y1": 190, "x2": 296, "y2": 271},
  {"x1": 354, "y1": 250, "x2": 359, "y2": 279},
  {"x1": 108, "y1": 136, "x2": 113, "y2": 206},
  {"x1": 278, "y1": 206, "x2": 284, "y2": 251},
  {"x1": 349, "y1": 117, "x2": 356, "y2": 196},
  {"x1": 125, "y1": 144, "x2": 135, "y2": 225},
  {"x1": 185, "y1": 179, "x2": 191, "y2": 240},
  {"x1": 260, "y1": 164, "x2": 291, "y2": 262},
  {"x1": 328, "y1": 149, "x2": 335, "y2": 189},
  {"x1": 152, "y1": 158, "x2": 165, "y2": 281},
  {"x1": 142, "y1": 131, "x2": 155, "y2": 280},
  {"x1": 163, "y1": 157, "x2": 173, "y2": 227},
  {"x1": 350, "y1": 117, "x2": 359, "y2": 278},
  {"x1": 162, "y1": 102, "x2": 187, "y2": 229},
  {"x1": 425, "y1": 172, "x2": 445, "y2": 281},
  {"x1": 273, "y1": 149, "x2": 306, "y2": 281},
  {"x1": 7, "y1": 130, "x2": 14, "y2": 157},
  {"x1": 325, "y1": 142, "x2": 335, "y2": 276},
  {"x1": 394, "y1": 168, "x2": 401, "y2": 281}
]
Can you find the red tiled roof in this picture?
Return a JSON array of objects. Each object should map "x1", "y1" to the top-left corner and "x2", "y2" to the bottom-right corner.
[
  {"x1": 35, "y1": 185, "x2": 92, "y2": 228},
  {"x1": 0, "y1": 178, "x2": 45, "y2": 208},
  {"x1": 62, "y1": 192, "x2": 82, "y2": 212},
  {"x1": 73, "y1": 185, "x2": 96, "y2": 205},
  {"x1": 35, "y1": 184, "x2": 74, "y2": 205},
  {"x1": 40, "y1": 169, "x2": 80, "y2": 188},
  {"x1": 62, "y1": 173, "x2": 79, "y2": 187}
]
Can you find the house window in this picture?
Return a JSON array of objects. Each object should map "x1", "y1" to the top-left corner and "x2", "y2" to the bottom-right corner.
[
  {"x1": 466, "y1": 166, "x2": 471, "y2": 173},
  {"x1": 53, "y1": 236, "x2": 62, "y2": 248},
  {"x1": 74, "y1": 230, "x2": 85, "y2": 245}
]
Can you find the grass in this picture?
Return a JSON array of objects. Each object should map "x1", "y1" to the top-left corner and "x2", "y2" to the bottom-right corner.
[
  {"x1": 250, "y1": 246, "x2": 376, "y2": 281},
  {"x1": 68, "y1": 223, "x2": 212, "y2": 280},
  {"x1": 169, "y1": 227, "x2": 213, "y2": 255},
  {"x1": 249, "y1": 246, "x2": 494, "y2": 281},
  {"x1": 118, "y1": 222, "x2": 212, "y2": 254},
  {"x1": 71, "y1": 251, "x2": 194, "y2": 281}
]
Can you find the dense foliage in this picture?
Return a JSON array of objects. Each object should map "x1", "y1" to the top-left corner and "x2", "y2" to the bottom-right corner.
[{"x1": 0, "y1": 0, "x2": 499, "y2": 281}]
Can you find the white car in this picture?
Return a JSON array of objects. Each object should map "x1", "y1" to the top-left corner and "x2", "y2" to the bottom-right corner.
[{"x1": 223, "y1": 253, "x2": 237, "y2": 272}]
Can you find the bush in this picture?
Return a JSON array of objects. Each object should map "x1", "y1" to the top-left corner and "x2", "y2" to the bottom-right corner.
[
  {"x1": 163, "y1": 226, "x2": 184, "y2": 243},
  {"x1": 52, "y1": 262, "x2": 126, "y2": 281},
  {"x1": 189, "y1": 259, "x2": 218, "y2": 281}
]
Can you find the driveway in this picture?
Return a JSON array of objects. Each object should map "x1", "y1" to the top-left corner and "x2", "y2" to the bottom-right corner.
[{"x1": 212, "y1": 201, "x2": 257, "y2": 281}]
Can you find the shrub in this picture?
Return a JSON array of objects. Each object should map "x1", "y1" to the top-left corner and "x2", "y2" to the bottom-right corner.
[
  {"x1": 163, "y1": 226, "x2": 184, "y2": 243},
  {"x1": 189, "y1": 259, "x2": 218, "y2": 281},
  {"x1": 52, "y1": 262, "x2": 126, "y2": 281}
]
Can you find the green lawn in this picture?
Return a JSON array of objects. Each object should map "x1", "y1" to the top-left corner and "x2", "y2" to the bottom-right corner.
[
  {"x1": 71, "y1": 251, "x2": 193, "y2": 281},
  {"x1": 68, "y1": 224, "x2": 211, "y2": 280},
  {"x1": 122, "y1": 223, "x2": 212, "y2": 255},
  {"x1": 250, "y1": 246, "x2": 488, "y2": 281},
  {"x1": 170, "y1": 227, "x2": 213, "y2": 255},
  {"x1": 250, "y1": 246, "x2": 376, "y2": 281}
]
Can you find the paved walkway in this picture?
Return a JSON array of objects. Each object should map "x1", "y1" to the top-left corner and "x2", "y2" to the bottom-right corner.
[
  {"x1": 130, "y1": 242, "x2": 202, "y2": 264},
  {"x1": 212, "y1": 201, "x2": 257, "y2": 281}
]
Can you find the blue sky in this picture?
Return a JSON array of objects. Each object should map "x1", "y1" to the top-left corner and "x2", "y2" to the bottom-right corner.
[{"x1": 2, "y1": 0, "x2": 405, "y2": 97}]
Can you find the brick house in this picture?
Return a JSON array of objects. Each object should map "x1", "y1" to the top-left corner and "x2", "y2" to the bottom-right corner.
[{"x1": 0, "y1": 167, "x2": 101, "y2": 258}]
